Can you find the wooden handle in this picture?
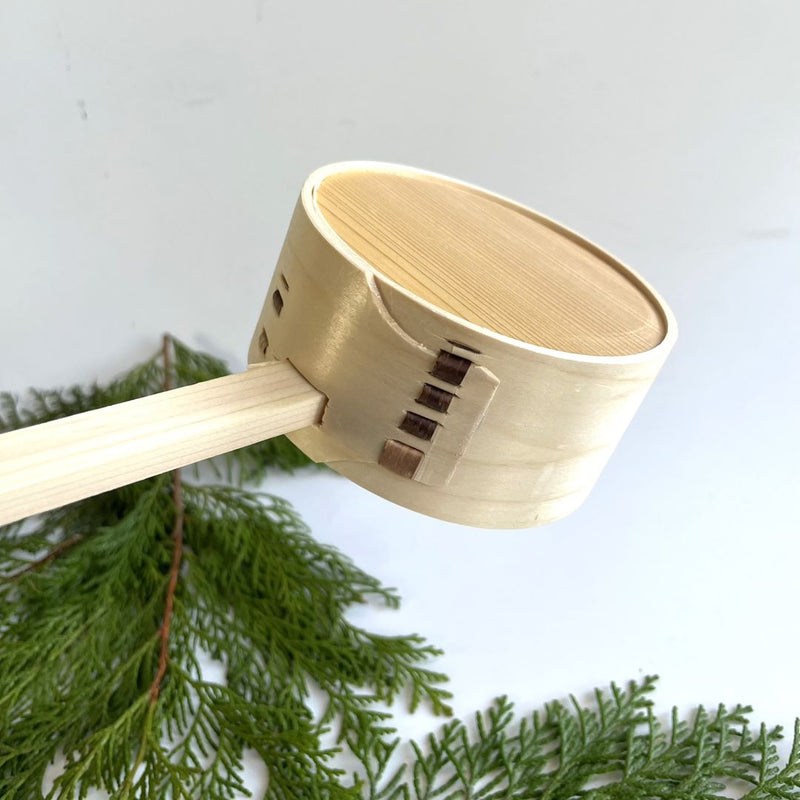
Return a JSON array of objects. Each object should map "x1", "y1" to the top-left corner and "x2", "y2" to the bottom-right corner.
[{"x1": 0, "y1": 360, "x2": 326, "y2": 526}]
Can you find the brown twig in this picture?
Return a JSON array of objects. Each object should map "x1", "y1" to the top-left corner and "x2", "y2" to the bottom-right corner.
[
  {"x1": 121, "y1": 336, "x2": 186, "y2": 792},
  {"x1": 150, "y1": 333, "x2": 184, "y2": 703},
  {"x1": 162, "y1": 333, "x2": 174, "y2": 393},
  {"x1": 150, "y1": 466, "x2": 184, "y2": 702},
  {"x1": 2, "y1": 533, "x2": 84, "y2": 583}
]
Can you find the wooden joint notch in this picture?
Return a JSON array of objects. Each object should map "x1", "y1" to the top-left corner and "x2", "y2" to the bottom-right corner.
[{"x1": 272, "y1": 273, "x2": 290, "y2": 317}]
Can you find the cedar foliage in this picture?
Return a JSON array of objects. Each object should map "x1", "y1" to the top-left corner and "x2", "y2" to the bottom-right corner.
[{"x1": 0, "y1": 336, "x2": 798, "y2": 799}]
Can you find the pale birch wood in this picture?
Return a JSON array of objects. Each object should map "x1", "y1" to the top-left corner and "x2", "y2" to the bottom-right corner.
[
  {"x1": 0, "y1": 361, "x2": 325, "y2": 526},
  {"x1": 248, "y1": 162, "x2": 677, "y2": 528}
]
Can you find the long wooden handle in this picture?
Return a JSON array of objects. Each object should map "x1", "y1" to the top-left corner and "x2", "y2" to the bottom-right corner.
[{"x1": 0, "y1": 360, "x2": 326, "y2": 526}]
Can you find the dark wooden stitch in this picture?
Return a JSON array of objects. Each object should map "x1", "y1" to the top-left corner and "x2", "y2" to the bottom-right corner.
[
  {"x1": 416, "y1": 383, "x2": 456, "y2": 413},
  {"x1": 399, "y1": 411, "x2": 438, "y2": 441},
  {"x1": 379, "y1": 440, "x2": 424, "y2": 479},
  {"x1": 431, "y1": 350, "x2": 472, "y2": 386}
]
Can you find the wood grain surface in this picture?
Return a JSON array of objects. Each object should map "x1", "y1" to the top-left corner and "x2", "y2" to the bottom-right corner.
[
  {"x1": 316, "y1": 170, "x2": 665, "y2": 356},
  {"x1": 0, "y1": 361, "x2": 325, "y2": 526}
]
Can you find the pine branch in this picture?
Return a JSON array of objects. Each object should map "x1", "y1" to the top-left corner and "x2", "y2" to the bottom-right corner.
[
  {"x1": 1, "y1": 337, "x2": 798, "y2": 799},
  {"x1": 356, "y1": 680, "x2": 800, "y2": 800},
  {"x1": 0, "y1": 337, "x2": 450, "y2": 798}
]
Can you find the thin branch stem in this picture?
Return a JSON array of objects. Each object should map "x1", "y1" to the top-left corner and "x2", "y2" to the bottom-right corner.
[
  {"x1": 151, "y1": 466, "x2": 184, "y2": 702},
  {"x1": 162, "y1": 333, "x2": 173, "y2": 393},
  {"x1": 120, "y1": 334, "x2": 186, "y2": 794},
  {"x1": 149, "y1": 336, "x2": 186, "y2": 698},
  {"x1": 1, "y1": 533, "x2": 84, "y2": 582}
]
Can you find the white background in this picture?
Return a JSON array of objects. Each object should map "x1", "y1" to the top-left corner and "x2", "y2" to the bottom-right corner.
[{"x1": 2, "y1": 0, "x2": 799, "y2": 791}]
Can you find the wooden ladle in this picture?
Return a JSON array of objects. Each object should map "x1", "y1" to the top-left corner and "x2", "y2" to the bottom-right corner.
[{"x1": 0, "y1": 162, "x2": 676, "y2": 528}]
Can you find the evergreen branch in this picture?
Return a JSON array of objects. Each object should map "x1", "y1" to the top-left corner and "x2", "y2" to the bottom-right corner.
[
  {"x1": 356, "y1": 683, "x2": 800, "y2": 800},
  {"x1": 1, "y1": 337, "x2": 798, "y2": 799}
]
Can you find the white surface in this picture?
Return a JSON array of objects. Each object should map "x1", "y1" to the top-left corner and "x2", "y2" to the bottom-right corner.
[{"x1": 2, "y1": 0, "x2": 799, "y2": 787}]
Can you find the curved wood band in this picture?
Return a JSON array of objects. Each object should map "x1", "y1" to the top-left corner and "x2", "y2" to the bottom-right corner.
[{"x1": 248, "y1": 162, "x2": 677, "y2": 529}]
